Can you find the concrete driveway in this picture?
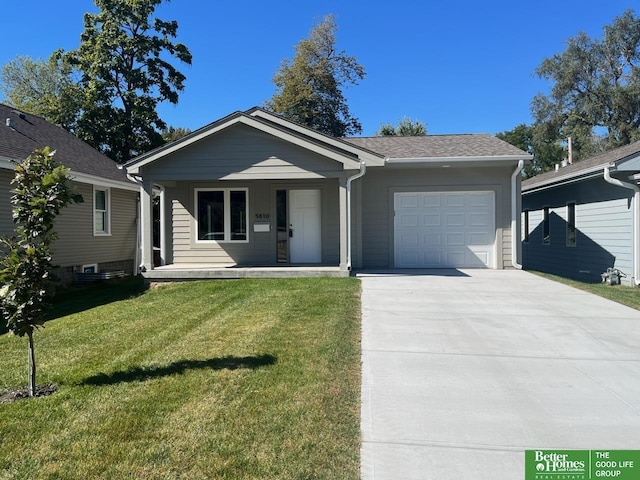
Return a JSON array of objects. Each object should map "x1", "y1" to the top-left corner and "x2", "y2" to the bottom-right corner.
[{"x1": 359, "y1": 269, "x2": 640, "y2": 480}]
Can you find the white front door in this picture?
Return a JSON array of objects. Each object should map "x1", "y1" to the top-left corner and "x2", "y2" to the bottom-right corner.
[{"x1": 290, "y1": 189, "x2": 322, "y2": 263}]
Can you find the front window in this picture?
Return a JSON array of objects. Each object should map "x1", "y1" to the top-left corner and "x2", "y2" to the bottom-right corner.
[
  {"x1": 196, "y1": 189, "x2": 248, "y2": 242},
  {"x1": 94, "y1": 187, "x2": 110, "y2": 235}
]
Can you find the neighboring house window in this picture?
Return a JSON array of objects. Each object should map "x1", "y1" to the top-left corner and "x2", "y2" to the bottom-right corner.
[
  {"x1": 567, "y1": 202, "x2": 576, "y2": 246},
  {"x1": 94, "y1": 186, "x2": 110, "y2": 235},
  {"x1": 543, "y1": 207, "x2": 550, "y2": 244},
  {"x1": 196, "y1": 188, "x2": 248, "y2": 242},
  {"x1": 523, "y1": 210, "x2": 530, "y2": 243}
]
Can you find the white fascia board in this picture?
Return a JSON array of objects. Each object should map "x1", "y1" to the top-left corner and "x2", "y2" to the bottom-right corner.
[
  {"x1": 385, "y1": 154, "x2": 533, "y2": 164},
  {"x1": 522, "y1": 165, "x2": 606, "y2": 194},
  {"x1": 0, "y1": 155, "x2": 16, "y2": 170},
  {"x1": 69, "y1": 171, "x2": 139, "y2": 191},
  {"x1": 0, "y1": 155, "x2": 136, "y2": 191},
  {"x1": 125, "y1": 114, "x2": 364, "y2": 174},
  {"x1": 249, "y1": 109, "x2": 385, "y2": 166}
]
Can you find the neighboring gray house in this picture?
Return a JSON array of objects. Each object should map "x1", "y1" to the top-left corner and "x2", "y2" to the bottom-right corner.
[
  {"x1": 522, "y1": 141, "x2": 640, "y2": 286},
  {"x1": 123, "y1": 108, "x2": 532, "y2": 280},
  {"x1": 0, "y1": 104, "x2": 139, "y2": 282}
]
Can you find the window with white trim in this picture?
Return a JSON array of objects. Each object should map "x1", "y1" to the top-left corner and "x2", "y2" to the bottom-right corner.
[
  {"x1": 543, "y1": 207, "x2": 550, "y2": 244},
  {"x1": 94, "y1": 186, "x2": 110, "y2": 235},
  {"x1": 196, "y1": 188, "x2": 248, "y2": 242}
]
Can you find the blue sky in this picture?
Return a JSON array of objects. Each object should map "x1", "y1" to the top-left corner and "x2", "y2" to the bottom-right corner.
[{"x1": 0, "y1": 1, "x2": 631, "y2": 137}]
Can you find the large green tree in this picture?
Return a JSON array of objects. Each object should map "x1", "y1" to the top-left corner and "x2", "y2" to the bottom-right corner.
[
  {"x1": 0, "y1": 148, "x2": 82, "y2": 397},
  {"x1": 496, "y1": 124, "x2": 566, "y2": 178},
  {"x1": 532, "y1": 9, "x2": 640, "y2": 161},
  {"x1": 376, "y1": 117, "x2": 427, "y2": 136},
  {"x1": 0, "y1": 53, "x2": 82, "y2": 131},
  {"x1": 266, "y1": 15, "x2": 365, "y2": 137},
  {"x1": 67, "y1": 0, "x2": 192, "y2": 163}
]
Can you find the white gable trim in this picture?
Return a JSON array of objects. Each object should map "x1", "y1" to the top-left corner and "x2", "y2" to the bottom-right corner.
[{"x1": 125, "y1": 112, "x2": 371, "y2": 174}]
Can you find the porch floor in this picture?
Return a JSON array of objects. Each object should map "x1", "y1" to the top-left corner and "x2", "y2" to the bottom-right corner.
[{"x1": 142, "y1": 264, "x2": 349, "y2": 282}]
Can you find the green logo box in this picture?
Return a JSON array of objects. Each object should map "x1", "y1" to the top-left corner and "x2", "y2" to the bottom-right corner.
[{"x1": 525, "y1": 450, "x2": 640, "y2": 480}]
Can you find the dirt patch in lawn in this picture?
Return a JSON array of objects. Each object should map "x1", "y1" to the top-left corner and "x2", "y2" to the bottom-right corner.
[{"x1": 0, "y1": 383, "x2": 57, "y2": 403}]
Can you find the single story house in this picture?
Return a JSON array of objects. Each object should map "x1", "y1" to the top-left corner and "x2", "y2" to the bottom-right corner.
[
  {"x1": 123, "y1": 108, "x2": 532, "y2": 280},
  {"x1": 0, "y1": 103, "x2": 139, "y2": 282},
  {"x1": 522, "y1": 140, "x2": 640, "y2": 286}
]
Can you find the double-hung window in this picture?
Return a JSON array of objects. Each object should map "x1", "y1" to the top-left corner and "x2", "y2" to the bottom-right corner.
[
  {"x1": 94, "y1": 186, "x2": 110, "y2": 235},
  {"x1": 196, "y1": 188, "x2": 248, "y2": 242}
]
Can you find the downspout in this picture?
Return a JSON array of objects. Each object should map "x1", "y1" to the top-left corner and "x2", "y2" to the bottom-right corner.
[
  {"x1": 604, "y1": 165, "x2": 640, "y2": 286},
  {"x1": 119, "y1": 165, "x2": 144, "y2": 274},
  {"x1": 511, "y1": 160, "x2": 524, "y2": 269},
  {"x1": 346, "y1": 160, "x2": 366, "y2": 270}
]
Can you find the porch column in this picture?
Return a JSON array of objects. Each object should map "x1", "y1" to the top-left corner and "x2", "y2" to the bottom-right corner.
[
  {"x1": 339, "y1": 176, "x2": 348, "y2": 271},
  {"x1": 140, "y1": 176, "x2": 154, "y2": 272}
]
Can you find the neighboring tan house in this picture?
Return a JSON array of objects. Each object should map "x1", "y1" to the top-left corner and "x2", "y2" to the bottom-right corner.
[
  {"x1": 0, "y1": 104, "x2": 139, "y2": 282},
  {"x1": 522, "y1": 140, "x2": 640, "y2": 286},
  {"x1": 123, "y1": 108, "x2": 532, "y2": 281}
]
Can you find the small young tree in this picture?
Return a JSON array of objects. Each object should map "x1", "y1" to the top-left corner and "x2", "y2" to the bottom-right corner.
[{"x1": 0, "y1": 147, "x2": 82, "y2": 397}]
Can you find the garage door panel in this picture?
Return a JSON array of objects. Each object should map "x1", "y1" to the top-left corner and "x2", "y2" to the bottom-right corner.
[
  {"x1": 398, "y1": 194, "x2": 419, "y2": 208},
  {"x1": 394, "y1": 191, "x2": 495, "y2": 268},
  {"x1": 422, "y1": 213, "x2": 441, "y2": 227},
  {"x1": 446, "y1": 213, "x2": 465, "y2": 226}
]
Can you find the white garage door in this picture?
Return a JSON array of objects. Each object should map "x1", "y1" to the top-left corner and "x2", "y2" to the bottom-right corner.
[{"x1": 394, "y1": 191, "x2": 495, "y2": 268}]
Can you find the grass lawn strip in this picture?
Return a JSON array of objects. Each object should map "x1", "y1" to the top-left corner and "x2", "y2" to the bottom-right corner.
[
  {"x1": 0, "y1": 277, "x2": 361, "y2": 479},
  {"x1": 532, "y1": 271, "x2": 640, "y2": 311}
]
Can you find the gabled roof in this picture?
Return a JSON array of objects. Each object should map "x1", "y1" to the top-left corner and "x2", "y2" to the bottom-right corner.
[
  {"x1": 522, "y1": 140, "x2": 640, "y2": 192},
  {"x1": 0, "y1": 103, "x2": 134, "y2": 188},
  {"x1": 344, "y1": 134, "x2": 531, "y2": 161},
  {"x1": 125, "y1": 108, "x2": 385, "y2": 174}
]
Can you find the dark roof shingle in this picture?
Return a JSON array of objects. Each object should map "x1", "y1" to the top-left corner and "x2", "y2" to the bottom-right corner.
[
  {"x1": 344, "y1": 134, "x2": 529, "y2": 158},
  {"x1": 522, "y1": 140, "x2": 640, "y2": 191},
  {"x1": 0, "y1": 103, "x2": 131, "y2": 184}
]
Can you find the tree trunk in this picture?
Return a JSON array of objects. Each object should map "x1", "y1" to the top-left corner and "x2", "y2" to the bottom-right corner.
[{"x1": 27, "y1": 330, "x2": 36, "y2": 397}]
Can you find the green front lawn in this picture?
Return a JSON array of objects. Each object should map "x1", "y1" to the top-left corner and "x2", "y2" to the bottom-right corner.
[
  {"x1": 0, "y1": 277, "x2": 362, "y2": 479},
  {"x1": 533, "y1": 271, "x2": 640, "y2": 311}
]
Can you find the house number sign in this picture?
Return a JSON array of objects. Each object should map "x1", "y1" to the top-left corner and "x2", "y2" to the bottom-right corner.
[{"x1": 255, "y1": 213, "x2": 270, "y2": 220}]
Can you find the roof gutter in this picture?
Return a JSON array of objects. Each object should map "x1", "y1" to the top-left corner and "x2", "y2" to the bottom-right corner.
[
  {"x1": 522, "y1": 165, "x2": 606, "y2": 194},
  {"x1": 346, "y1": 160, "x2": 366, "y2": 270},
  {"x1": 603, "y1": 165, "x2": 640, "y2": 286},
  {"x1": 511, "y1": 160, "x2": 524, "y2": 269},
  {"x1": 385, "y1": 154, "x2": 532, "y2": 165}
]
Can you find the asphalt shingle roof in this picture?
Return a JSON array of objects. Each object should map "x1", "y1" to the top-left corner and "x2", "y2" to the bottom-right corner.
[
  {"x1": 0, "y1": 103, "x2": 131, "y2": 184},
  {"x1": 522, "y1": 140, "x2": 640, "y2": 191},
  {"x1": 344, "y1": 134, "x2": 529, "y2": 159}
]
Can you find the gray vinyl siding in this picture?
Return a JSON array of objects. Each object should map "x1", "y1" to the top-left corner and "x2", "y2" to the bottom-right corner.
[
  {"x1": 522, "y1": 176, "x2": 633, "y2": 284},
  {"x1": 143, "y1": 124, "x2": 349, "y2": 181},
  {"x1": 0, "y1": 168, "x2": 13, "y2": 236},
  {"x1": 52, "y1": 182, "x2": 137, "y2": 269},
  {"x1": 360, "y1": 165, "x2": 514, "y2": 269},
  {"x1": 167, "y1": 178, "x2": 340, "y2": 266}
]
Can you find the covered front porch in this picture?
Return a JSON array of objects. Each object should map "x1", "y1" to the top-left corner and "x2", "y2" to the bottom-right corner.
[
  {"x1": 122, "y1": 108, "x2": 384, "y2": 279},
  {"x1": 142, "y1": 263, "x2": 349, "y2": 282}
]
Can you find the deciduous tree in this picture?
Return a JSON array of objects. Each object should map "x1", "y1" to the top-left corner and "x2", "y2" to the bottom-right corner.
[
  {"x1": 67, "y1": 0, "x2": 192, "y2": 163},
  {"x1": 266, "y1": 15, "x2": 365, "y2": 137},
  {"x1": 376, "y1": 117, "x2": 427, "y2": 136},
  {"x1": 532, "y1": 9, "x2": 640, "y2": 161},
  {"x1": 0, "y1": 148, "x2": 82, "y2": 397},
  {"x1": 0, "y1": 53, "x2": 82, "y2": 131}
]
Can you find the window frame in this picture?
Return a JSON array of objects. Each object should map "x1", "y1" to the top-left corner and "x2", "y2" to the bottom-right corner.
[
  {"x1": 523, "y1": 210, "x2": 530, "y2": 243},
  {"x1": 566, "y1": 201, "x2": 577, "y2": 247},
  {"x1": 543, "y1": 206, "x2": 550, "y2": 245},
  {"x1": 93, "y1": 186, "x2": 111, "y2": 236},
  {"x1": 194, "y1": 188, "x2": 249, "y2": 244}
]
